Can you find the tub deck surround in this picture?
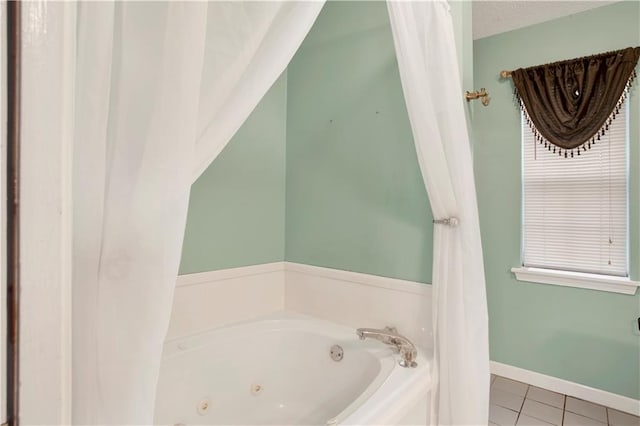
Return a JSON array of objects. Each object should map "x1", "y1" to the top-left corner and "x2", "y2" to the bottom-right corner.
[
  {"x1": 284, "y1": 262, "x2": 433, "y2": 350},
  {"x1": 168, "y1": 262, "x2": 286, "y2": 340},
  {"x1": 170, "y1": 262, "x2": 433, "y2": 349},
  {"x1": 155, "y1": 313, "x2": 431, "y2": 425}
]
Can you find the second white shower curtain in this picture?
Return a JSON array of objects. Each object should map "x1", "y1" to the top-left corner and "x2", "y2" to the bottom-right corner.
[{"x1": 388, "y1": 2, "x2": 490, "y2": 424}]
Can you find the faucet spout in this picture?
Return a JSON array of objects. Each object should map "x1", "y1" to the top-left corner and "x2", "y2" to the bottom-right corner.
[{"x1": 356, "y1": 326, "x2": 418, "y2": 368}]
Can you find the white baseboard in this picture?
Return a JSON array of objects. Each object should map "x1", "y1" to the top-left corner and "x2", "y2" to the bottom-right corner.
[{"x1": 491, "y1": 361, "x2": 640, "y2": 416}]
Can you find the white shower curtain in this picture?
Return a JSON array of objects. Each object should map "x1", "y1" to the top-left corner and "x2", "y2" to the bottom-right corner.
[
  {"x1": 72, "y1": 1, "x2": 323, "y2": 424},
  {"x1": 387, "y1": 1, "x2": 490, "y2": 425},
  {"x1": 195, "y1": 2, "x2": 326, "y2": 179},
  {"x1": 68, "y1": 0, "x2": 487, "y2": 424},
  {"x1": 73, "y1": 2, "x2": 209, "y2": 423}
]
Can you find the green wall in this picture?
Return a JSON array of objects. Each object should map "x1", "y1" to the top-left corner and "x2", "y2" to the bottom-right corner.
[
  {"x1": 179, "y1": 74, "x2": 287, "y2": 274},
  {"x1": 450, "y1": 0, "x2": 476, "y2": 145},
  {"x1": 473, "y1": 2, "x2": 640, "y2": 399},
  {"x1": 178, "y1": 0, "x2": 640, "y2": 401},
  {"x1": 179, "y1": 1, "x2": 472, "y2": 282},
  {"x1": 284, "y1": 1, "x2": 433, "y2": 283}
]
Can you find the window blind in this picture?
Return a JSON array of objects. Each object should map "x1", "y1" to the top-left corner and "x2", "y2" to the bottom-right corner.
[{"x1": 522, "y1": 108, "x2": 628, "y2": 277}]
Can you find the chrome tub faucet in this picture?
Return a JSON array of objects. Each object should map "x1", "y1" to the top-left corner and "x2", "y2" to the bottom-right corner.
[{"x1": 356, "y1": 326, "x2": 418, "y2": 368}]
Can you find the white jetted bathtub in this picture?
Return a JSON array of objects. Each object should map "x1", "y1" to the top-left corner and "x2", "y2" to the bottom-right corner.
[{"x1": 154, "y1": 313, "x2": 431, "y2": 425}]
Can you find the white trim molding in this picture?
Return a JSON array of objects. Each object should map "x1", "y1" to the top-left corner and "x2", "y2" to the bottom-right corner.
[
  {"x1": 20, "y1": 3, "x2": 76, "y2": 423},
  {"x1": 491, "y1": 361, "x2": 640, "y2": 416},
  {"x1": 284, "y1": 262, "x2": 431, "y2": 295},
  {"x1": 176, "y1": 262, "x2": 285, "y2": 287},
  {"x1": 511, "y1": 267, "x2": 640, "y2": 295}
]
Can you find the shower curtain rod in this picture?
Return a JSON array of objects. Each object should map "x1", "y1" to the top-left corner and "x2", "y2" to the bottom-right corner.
[{"x1": 500, "y1": 70, "x2": 512, "y2": 78}]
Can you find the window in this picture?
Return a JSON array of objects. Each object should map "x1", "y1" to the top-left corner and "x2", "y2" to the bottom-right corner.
[{"x1": 521, "y1": 108, "x2": 628, "y2": 278}]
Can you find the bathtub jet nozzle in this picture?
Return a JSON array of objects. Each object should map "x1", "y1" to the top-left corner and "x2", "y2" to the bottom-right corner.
[{"x1": 355, "y1": 326, "x2": 418, "y2": 368}]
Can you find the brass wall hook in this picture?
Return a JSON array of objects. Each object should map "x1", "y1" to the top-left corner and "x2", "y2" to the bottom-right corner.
[{"x1": 465, "y1": 88, "x2": 490, "y2": 106}]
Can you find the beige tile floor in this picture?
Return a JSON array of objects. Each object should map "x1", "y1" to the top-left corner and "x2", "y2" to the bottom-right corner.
[{"x1": 489, "y1": 375, "x2": 640, "y2": 426}]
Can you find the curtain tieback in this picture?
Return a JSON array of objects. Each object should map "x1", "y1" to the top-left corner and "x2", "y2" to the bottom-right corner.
[{"x1": 433, "y1": 217, "x2": 459, "y2": 227}]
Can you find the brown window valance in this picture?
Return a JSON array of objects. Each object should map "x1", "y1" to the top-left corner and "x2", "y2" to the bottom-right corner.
[{"x1": 511, "y1": 47, "x2": 639, "y2": 158}]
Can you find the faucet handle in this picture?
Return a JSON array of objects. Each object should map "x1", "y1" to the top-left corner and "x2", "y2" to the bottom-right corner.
[
  {"x1": 381, "y1": 326, "x2": 401, "y2": 352},
  {"x1": 384, "y1": 326, "x2": 403, "y2": 350},
  {"x1": 399, "y1": 359, "x2": 418, "y2": 368}
]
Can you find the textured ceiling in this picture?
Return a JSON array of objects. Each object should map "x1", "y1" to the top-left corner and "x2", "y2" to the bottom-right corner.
[{"x1": 472, "y1": 1, "x2": 620, "y2": 40}]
